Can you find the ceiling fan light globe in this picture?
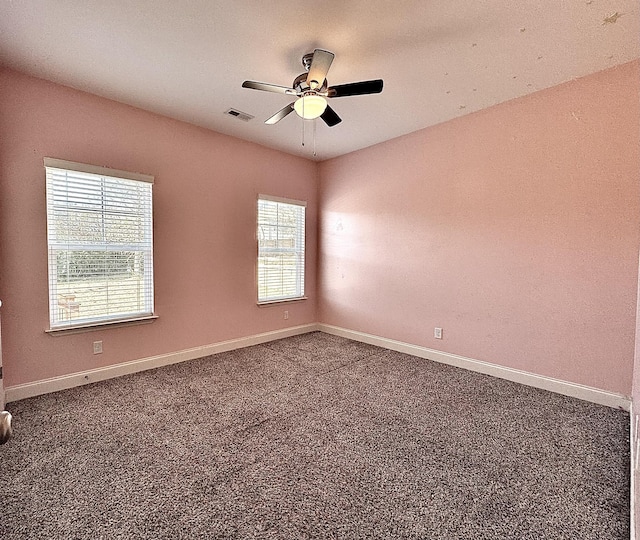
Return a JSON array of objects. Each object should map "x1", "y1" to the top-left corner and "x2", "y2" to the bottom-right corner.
[{"x1": 294, "y1": 95, "x2": 327, "y2": 120}]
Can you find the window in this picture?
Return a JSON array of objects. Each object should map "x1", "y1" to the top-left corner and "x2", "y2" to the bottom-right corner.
[
  {"x1": 45, "y1": 158, "x2": 154, "y2": 330},
  {"x1": 257, "y1": 195, "x2": 306, "y2": 303}
]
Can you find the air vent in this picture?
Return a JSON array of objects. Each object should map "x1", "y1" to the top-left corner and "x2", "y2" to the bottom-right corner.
[{"x1": 225, "y1": 108, "x2": 254, "y2": 122}]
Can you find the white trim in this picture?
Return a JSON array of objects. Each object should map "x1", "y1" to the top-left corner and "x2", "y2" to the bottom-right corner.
[
  {"x1": 44, "y1": 157, "x2": 154, "y2": 184},
  {"x1": 318, "y1": 324, "x2": 631, "y2": 411},
  {"x1": 257, "y1": 196, "x2": 306, "y2": 304},
  {"x1": 5, "y1": 324, "x2": 319, "y2": 403},
  {"x1": 257, "y1": 297, "x2": 308, "y2": 306},
  {"x1": 46, "y1": 315, "x2": 158, "y2": 335}
]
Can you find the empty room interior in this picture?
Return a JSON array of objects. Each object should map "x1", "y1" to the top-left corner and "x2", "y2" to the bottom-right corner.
[{"x1": 1, "y1": 1, "x2": 639, "y2": 538}]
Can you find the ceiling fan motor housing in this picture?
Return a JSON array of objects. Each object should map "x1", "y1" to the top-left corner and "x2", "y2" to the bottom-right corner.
[
  {"x1": 293, "y1": 73, "x2": 327, "y2": 94},
  {"x1": 293, "y1": 73, "x2": 309, "y2": 92}
]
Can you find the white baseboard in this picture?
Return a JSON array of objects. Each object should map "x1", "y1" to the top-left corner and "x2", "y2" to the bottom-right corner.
[
  {"x1": 318, "y1": 324, "x2": 631, "y2": 411},
  {"x1": 6, "y1": 321, "x2": 631, "y2": 413},
  {"x1": 5, "y1": 323, "x2": 319, "y2": 403}
]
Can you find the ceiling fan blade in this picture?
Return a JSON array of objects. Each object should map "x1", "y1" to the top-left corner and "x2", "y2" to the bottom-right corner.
[
  {"x1": 327, "y1": 79, "x2": 384, "y2": 98},
  {"x1": 265, "y1": 103, "x2": 295, "y2": 125},
  {"x1": 320, "y1": 105, "x2": 342, "y2": 127},
  {"x1": 242, "y1": 81, "x2": 295, "y2": 95},
  {"x1": 306, "y1": 49, "x2": 334, "y2": 90}
]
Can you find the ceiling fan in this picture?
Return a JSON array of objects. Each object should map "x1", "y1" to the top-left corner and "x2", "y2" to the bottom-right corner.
[{"x1": 242, "y1": 49, "x2": 383, "y2": 127}]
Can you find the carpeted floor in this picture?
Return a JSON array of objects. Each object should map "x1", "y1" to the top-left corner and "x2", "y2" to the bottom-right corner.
[{"x1": 0, "y1": 332, "x2": 630, "y2": 539}]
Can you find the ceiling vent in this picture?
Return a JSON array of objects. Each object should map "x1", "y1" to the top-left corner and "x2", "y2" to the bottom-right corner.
[{"x1": 225, "y1": 108, "x2": 254, "y2": 122}]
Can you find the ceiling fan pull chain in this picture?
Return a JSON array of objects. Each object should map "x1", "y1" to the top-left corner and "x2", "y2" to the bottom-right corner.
[
  {"x1": 313, "y1": 118, "x2": 317, "y2": 157},
  {"x1": 301, "y1": 97, "x2": 305, "y2": 147}
]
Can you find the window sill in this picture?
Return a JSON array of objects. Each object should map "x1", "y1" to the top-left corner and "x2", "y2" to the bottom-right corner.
[
  {"x1": 257, "y1": 297, "x2": 308, "y2": 307},
  {"x1": 46, "y1": 315, "x2": 158, "y2": 336}
]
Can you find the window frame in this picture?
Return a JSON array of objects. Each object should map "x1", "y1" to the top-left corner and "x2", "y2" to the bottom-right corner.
[
  {"x1": 44, "y1": 158, "x2": 156, "y2": 333},
  {"x1": 256, "y1": 194, "x2": 307, "y2": 305}
]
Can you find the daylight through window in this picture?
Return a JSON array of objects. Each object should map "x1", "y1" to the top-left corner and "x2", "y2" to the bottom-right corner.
[
  {"x1": 257, "y1": 195, "x2": 306, "y2": 303},
  {"x1": 45, "y1": 158, "x2": 154, "y2": 329}
]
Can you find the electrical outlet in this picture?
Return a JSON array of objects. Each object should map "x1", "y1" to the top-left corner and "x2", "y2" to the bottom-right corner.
[
  {"x1": 284, "y1": 310, "x2": 289, "y2": 320},
  {"x1": 434, "y1": 327, "x2": 443, "y2": 339},
  {"x1": 93, "y1": 341, "x2": 103, "y2": 354}
]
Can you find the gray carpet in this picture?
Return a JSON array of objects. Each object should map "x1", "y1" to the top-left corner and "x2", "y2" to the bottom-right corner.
[{"x1": 0, "y1": 332, "x2": 630, "y2": 539}]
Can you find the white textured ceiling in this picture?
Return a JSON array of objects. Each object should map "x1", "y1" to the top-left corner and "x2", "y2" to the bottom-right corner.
[{"x1": 1, "y1": 0, "x2": 638, "y2": 161}]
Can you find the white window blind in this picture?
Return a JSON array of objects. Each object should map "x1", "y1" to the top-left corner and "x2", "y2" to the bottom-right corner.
[
  {"x1": 45, "y1": 159, "x2": 154, "y2": 329},
  {"x1": 257, "y1": 195, "x2": 306, "y2": 303}
]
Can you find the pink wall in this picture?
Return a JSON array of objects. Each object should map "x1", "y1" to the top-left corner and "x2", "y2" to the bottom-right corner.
[
  {"x1": 1, "y1": 61, "x2": 639, "y2": 397},
  {"x1": 319, "y1": 61, "x2": 640, "y2": 395},
  {"x1": 0, "y1": 68, "x2": 318, "y2": 387}
]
